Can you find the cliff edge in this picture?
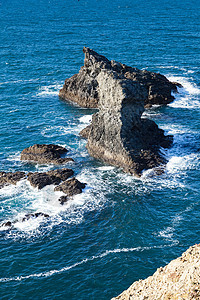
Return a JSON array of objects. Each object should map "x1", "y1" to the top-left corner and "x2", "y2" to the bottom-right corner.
[{"x1": 112, "y1": 244, "x2": 200, "y2": 300}]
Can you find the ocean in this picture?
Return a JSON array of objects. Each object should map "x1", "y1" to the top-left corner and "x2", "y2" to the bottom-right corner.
[{"x1": 0, "y1": 0, "x2": 200, "y2": 299}]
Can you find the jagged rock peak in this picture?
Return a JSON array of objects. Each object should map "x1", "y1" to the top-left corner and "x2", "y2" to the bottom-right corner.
[{"x1": 59, "y1": 47, "x2": 179, "y2": 108}]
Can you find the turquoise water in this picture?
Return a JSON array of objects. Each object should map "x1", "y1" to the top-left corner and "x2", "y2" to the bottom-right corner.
[{"x1": 0, "y1": 0, "x2": 200, "y2": 299}]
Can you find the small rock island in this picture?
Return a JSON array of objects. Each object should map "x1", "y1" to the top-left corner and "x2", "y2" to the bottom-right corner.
[{"x1": 60, "y1": 48, "x2": 179, "y2": 176}]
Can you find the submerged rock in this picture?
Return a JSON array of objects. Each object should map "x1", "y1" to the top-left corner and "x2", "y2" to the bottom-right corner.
[
  {"x1": 58, "y1": 195, "x2": 69, "y2": 205},
  {"x1": 112, "y1": 244, "x2": 200, "y2": 300},
  {"x1": 21, "y1": 144, "x2": 74, "y2": 165},
  {"x1": 22, "y1": 212, "x2": 49, "y2": 221},
  {"x1": 0, "y1": 212, "x2": 50, "y2": 229},
  {"x1": 59, "y1": 47, "x2": 179, "y2": 108},
  {"x1": 27, "y1": 168, "x2": 74, "y2": 189},
  {"x1": 54, "y1": 177, "x2": 86, "y2": 196},
  {"x1": 86, "y1": 69, "x2": 173, "y2": 176},
  {"x1": 0, "y1": 171, "x2": 25, "y2": 188}
]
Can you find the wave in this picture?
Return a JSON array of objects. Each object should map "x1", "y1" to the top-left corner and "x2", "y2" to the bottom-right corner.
[
  {"x1": 0, "y1": 242, "x2": 178, "y2": 283},
  {"x1": 41, "y1": 114, "x2": 93, "y2": 139},
  {"x1": 36, "y1": 84, "x2": 63, "y2": 97},
  {"x1": 0, "y1": 78, "x2": 40, "y2": 86},
  {"x1": 167, "y1": 76, "x2": 200, "y2": 109}
]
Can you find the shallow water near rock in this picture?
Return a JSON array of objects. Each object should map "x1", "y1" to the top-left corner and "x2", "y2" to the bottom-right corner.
[{"x1": 0, "y1": 0, "x2": 200, "y2": 299}]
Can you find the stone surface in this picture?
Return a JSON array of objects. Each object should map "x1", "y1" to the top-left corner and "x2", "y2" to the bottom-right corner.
[
  {"x1": 79, "y1": 125, "x2": 92, "y2": 139},
  {"x1": 21, "y1": 144, "x2": 74, "y2": 165},
  {"x1": 59, "y1": 47, "x2": 179, "y2": 108},
  {"x1": 0, "y1": 171, "x2": 25, "y2": 188},
  {"x1": 112, "y1": 244, "x2": 200, "y2": 300},
  {"x1": 86, "y1": 69, "x2": 173, "y2": 176},
  {"x1": 27, "y1": 168, "x2": 74, "y2": 189},
  {"x1": 58, "y1": 195, "x2": 69, "y2": 205},
  {"x1": 54, "y1": 177, "x2": 86, "y2": 196}
]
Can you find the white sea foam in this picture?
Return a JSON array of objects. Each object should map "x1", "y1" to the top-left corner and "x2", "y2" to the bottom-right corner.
[
  {"x1": 0, "y1": 242, "x2": 178, "y2": 283},
  {"x1": 167, "y1": 76, "x2": 200, "y2": 109},
  {"x1": 97, "y1": 166, "x2": 115, "y2": 171},
  {"x1": 37, "y1": 84, "x2": 63, "y2": 97},
  {"x1": 79, "y1": 115, "x2": 92, "y2": 124},
  {"x1": 0, "y1": 166, "x2": 110, "y2": 235}
]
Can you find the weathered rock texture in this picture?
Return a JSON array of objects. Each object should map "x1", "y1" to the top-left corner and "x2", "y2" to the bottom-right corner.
[
  {"x1": 0, "y1": 171, "x2": 25, "y2": 188},
  {"x1": 55, "y1": 177, "x2": 86, "y2": 196},
  {"x1": 112, "y1": 244, "x2": 200, "y2": 300},
  {"x1": 59, "y1": 47, "x2": 179, "y2": 108},
  {"x1": 21, "y1": 144, "x2": 74, "y2": 165},
  {"x1": 86, "y1": 70, "x2": 173, "y2": 176},
  {"x1": 27, "y1": 168, "x2": 74, "y2": 189}
]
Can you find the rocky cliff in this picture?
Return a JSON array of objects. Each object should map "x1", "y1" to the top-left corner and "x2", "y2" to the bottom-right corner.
[
  {"x1": 112, "y1": 244, "x2": 200, "y2": 300},
  {"x1": 86, "y1": 69, "x2": 172, "y2": 176},
  {"x1": 59, "y1": 47, "x2": 179, "y2": 108}
]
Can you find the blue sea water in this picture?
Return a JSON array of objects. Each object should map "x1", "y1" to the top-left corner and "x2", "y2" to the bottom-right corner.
[{"x1": 0, "y1": 0, "x2": 200, "y2": 298}]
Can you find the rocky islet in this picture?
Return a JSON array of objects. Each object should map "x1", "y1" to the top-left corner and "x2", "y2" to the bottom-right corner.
[
  {"x1": 61, "y1": 48, "x2": 175, "y2": 176},
  {"x1": 0, "y1": 144, "x2": 86, "y2": 229}
]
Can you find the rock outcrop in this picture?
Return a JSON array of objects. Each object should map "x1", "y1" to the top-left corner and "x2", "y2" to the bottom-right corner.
[
  {"x1": 59, "y1": 47, "x2": 179, "y2": 108},
  {"x1": 27, "y1": 168, "x2": 74, "y2": 189},
  {"x1": 55, "y1": 177, "x2": 86, "y2": 196},
  {"x1": 86, "y1": 69, "x2": 173, "y2": 176},
  {"x1": 112, "y1": 244, "x2": 200, "y2": 300},
  {"x1": 0, "y1": 171, "x2": 25, "y2": 188},
  {"x1": 21, "y1": 144, "x2": 74, "y2": 165}
]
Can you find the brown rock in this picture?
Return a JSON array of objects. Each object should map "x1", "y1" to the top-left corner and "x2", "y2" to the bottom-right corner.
[
  {"x1": 27, "y1": 168, "x2": 74, "y2": 189},
  {"x1": 21, "y1": 144, "x2": 74, "y2": 165},
  {"x1": 54, "y1": 177, "x2": 86, "y2": 196},
  {"x1": 112, "y1": 244, "x2": 200, "y2": 300},
  {"x1": 0, "y1": 171, "x2": 25, "y2": 188}
]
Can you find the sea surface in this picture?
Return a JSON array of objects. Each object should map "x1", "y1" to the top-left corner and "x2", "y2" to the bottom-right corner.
[{"x1": 0, "y1": 0, "x2": 200, "y2": 299}]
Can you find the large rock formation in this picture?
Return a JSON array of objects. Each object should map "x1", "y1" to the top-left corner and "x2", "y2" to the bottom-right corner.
[
  {"x1": 59, "y1": 47, "x2": 179, "y2": 108},
  {"x1": 112, "y1": 244, "x2": 200, "y2": 300},
  {"x1": 86, "y1": 70, "x2": 172, "y2": 176},
  {"x1": 21, "y1": 144, "x2": 74, "y2": 165}
]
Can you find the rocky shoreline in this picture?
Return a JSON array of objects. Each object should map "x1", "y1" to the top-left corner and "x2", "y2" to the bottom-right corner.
[
  {"x1": 0, "y1": 144, "x2": 86, "y2": 229},
  {"x1": 112, "y1": 244, "x2": 200, "y2": 300}
]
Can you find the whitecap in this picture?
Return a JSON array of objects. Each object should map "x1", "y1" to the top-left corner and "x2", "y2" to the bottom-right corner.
[
  {"x1": 79, "y1": 115, "x2": 92, "y2": 124},
  {"x1": 166, "y1": 76, "x2": 200, "y2": 109},
  {"x1": 36, "y1": 84, "x2": 63, "y2": 97}
]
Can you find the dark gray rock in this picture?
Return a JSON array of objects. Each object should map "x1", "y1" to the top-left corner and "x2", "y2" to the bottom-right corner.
[
  {"x1": 21, "y1": 144, "x2": 74, "y2": 165},
  {"x1": 59, "y1": 47, "x2": 180, "y2": 108},
  {"x1": 22, "y1": 212, "x2": 49, "y2": 221},
  {"x1": 58, "y1": 195, "x2": 69, "y2": 205},
  {"x1": 0, "y1": 171, "x2": 25, "y2": 188},
  {"x1": 86, "y1": 69, "x2": 173, "y2": 177},
  {"x1": 27, "y1": 168, "x2": 74, "y2": 189},
  {"x1": 54, "y1": 177, "x2": 86, "y2": 196}
]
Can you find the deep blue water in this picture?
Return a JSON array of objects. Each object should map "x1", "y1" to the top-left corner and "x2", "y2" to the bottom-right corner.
[{"x1": 0, "y1": 0, "x2": 200, "y2": 299}]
